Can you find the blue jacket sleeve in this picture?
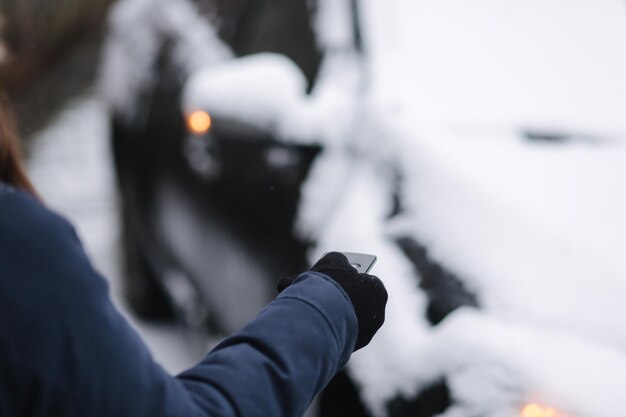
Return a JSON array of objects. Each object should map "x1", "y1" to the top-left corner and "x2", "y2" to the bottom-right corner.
[
  {"x1": 178, "y1": 272, "x2": 357, "y2": 417},
  {"x1": 0, "y1": 187, "x2": 357, "y2": 417}
]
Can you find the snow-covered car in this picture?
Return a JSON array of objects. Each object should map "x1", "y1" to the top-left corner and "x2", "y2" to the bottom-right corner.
[{"x1": 102, "y1": 0, "x2": 626, "y2": 416}]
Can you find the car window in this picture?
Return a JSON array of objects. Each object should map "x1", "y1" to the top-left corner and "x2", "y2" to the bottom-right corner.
[{"x1": 198, "y1": 0, "x2": 322, "y2": 88}]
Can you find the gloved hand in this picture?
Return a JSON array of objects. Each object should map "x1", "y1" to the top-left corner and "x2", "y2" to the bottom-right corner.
[{"x1": 278, "y1": 252, "x2": 388, "y2": 351}]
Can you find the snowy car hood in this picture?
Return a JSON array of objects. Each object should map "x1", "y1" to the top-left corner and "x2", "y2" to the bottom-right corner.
[
  {"x1": 399, "y1": 129, "x2": 626, "y2": 348},
  {"x1": 398, "y1": 130, "x2": 626, "y2": 416}
]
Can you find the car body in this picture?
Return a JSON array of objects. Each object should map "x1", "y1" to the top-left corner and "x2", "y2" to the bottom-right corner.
[{"x1": 103, "y1": 0, "x2": 626, "y2": 416}]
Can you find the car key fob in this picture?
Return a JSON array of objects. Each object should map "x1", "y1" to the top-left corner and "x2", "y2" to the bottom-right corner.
[{"x1": 323, "y1": 252, "x2": 377, "y2": 274}]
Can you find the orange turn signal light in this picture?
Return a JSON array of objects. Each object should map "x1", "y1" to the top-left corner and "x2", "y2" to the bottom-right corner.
[
  {"x1": 187, "y1": 110, "x2": 212, "y2": 135},
  {"x1": 522, "y1": 404, "x2": 564, "y2": 417}
]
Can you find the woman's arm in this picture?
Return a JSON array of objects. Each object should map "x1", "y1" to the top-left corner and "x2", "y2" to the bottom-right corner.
[
  {"x1": 177, "y1": 272, "x2": 357, "y2": 417},
  {"x1": 0, "y1": 188, "x2": 357, "y2": 417}
]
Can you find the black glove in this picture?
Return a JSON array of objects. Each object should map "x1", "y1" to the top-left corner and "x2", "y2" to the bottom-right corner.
[{"x1": 278, "y1": 252, "x2": 388, "y2": 351}]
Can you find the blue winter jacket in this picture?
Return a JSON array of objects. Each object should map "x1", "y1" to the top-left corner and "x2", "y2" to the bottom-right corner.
[{"x1": 0, "y1": 184, "x2": 358, "y2": 417}]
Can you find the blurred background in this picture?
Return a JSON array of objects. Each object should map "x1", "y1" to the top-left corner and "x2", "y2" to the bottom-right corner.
[{"x1": 2, "y1": 1, "x2": 626, "y2": 417}]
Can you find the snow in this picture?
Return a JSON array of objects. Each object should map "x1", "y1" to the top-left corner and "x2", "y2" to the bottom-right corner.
[
  {"x1": 311, "y1": 0, "x2": 357, "y2": 51},
  {"x1": 27, "y1": 98, "x2": 116, "y2": 267},
  {"x1": 432, "y1": 310, "x2": 626, "y2": 417},
  {"x1": 375, "y1": 0, "x2": 626, "y2": 136},
  {"x1": 295, "y1": 150, "x2": 358, "y2": 241},
  {"x1": 381, "y1": 128, "x2": 626, "y2": 415},
  {"x1": 99, "y1": 0, "x2": 231, "y2": 118},
  {"x1": 395, "y1": 130, "x2": 626, "y2": 348},
  {"x1": 309, "y1": 164, "x2": 434, "y2": 415},
  {"x1": 183, "y1": 51, "x2": 364, "y2": 148},
  {"x1": 183, "y1": 53, "x2": 309, "y2": 131}
]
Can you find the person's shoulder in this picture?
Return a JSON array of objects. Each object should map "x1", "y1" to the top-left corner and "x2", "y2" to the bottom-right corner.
[
  {"x1": 0, "y1": 183, "x2": 107, "y2": 295},
  {"x1": 0, "y1": 182, "x2": 17, "y2": 198},
  {"x1": 0, "y1": 184, "x2": 42, "y2": 228},
  {"x1": 1, "y1": 183, "x2": 42, "y2": 211},
  {"x1": 0, "y1": 184, "x2": 76, "y2": 236},
  {"x1": 0, "y1": 183, "x2": 83, "y2": 260},
  {"x1": 0, "y1": 183, "x2": 40, "y2": 214}
]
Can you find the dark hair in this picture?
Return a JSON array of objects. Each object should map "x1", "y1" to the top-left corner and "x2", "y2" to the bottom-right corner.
[{"x1": 0, "y1": 90, "x2": 38, "y2": 196}]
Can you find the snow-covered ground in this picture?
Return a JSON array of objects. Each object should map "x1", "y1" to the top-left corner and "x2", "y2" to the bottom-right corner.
[{"x1": 26, "y1": 95, "x2": 211, "y2": 374}]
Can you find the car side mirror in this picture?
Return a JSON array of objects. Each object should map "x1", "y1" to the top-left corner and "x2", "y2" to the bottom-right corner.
[{"x1": 182, "y1": 53, "x2": 309, "y2": 135}]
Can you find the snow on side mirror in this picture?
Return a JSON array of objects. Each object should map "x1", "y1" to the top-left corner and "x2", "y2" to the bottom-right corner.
[{"x1": 182, "y1": 53, "x2": 309, "y2": 135}]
